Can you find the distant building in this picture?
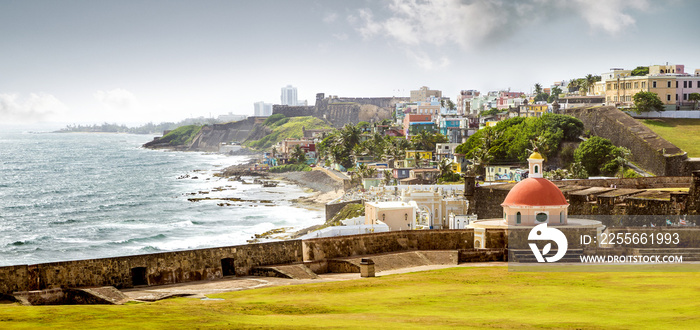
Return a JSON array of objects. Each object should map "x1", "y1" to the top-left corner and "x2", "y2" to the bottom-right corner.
[
  {"x1": 281, "y1": 85, "x2": 298, "y2": 106},
  {"x1": 365, "y1": 201, "x2": 418, "y2": 231},
  {"x1": 410, "y1": 86, "x2": 442, "y2": 102},
  {"x1": 254, "y1": 101, "x2": 273, "y2": 116},
  {"x1": 217, "y1": 112, "x2": 247, "y2": 122}
]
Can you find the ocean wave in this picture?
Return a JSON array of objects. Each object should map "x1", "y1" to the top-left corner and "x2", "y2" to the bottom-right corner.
[{"x1": 110, "y1": 234, "x2": 167, "y2": 245}]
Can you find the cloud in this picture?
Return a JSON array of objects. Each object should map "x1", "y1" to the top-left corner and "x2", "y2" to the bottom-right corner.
[
  {"x1": 323, "y1": 12, "x2": 338, "y2": 23},
  {"x1": 573, "y1": 0, "x2": 650, "y2": 34},
  {"x1": 0, "y1": 93, "x2": 68, "y2": 123},
  {"x1": 407, "y1": 51, "x2": 451, "y2": 70},
  {"x1": 351, "y1": 0, "x2": 649, "y2": 49},
  {"x1": 332, "y1": 33, "x2": 349, "y2": 41},
  {"x1": 94, "y1": 88, "x2": 139, "y2": 110}
]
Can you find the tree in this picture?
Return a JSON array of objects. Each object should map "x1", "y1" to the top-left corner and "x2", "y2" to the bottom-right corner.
[
  {"x1": 437, "y1": 159, "x2": 461, "y2": 183},
  {"x1": 411, "y1": 131, "x2": 448, "y2": 151},
  {"x1": 689, "y1": 93, "x2": 700, "y2": 110},
  {"x1": 632, "y1": 91, "x2": 664, "y2": 114},
  {"x1": 548, "y1": 86, "x2": 562, "y2": 103},
  {"x1": 584, "y1": 74, "x2": 597, "y2": 95},
  {"x1": 382, "y1": 169, "x2": 394, "y2": 186},
  {"x1": 574, "y1": 136, "x2": 624, "y2": 176},
  {"x1": 534, "y1": 83, "x2": 543, "y2": 95},
  {"x1": 631, "y1": 66, "x2": 649, "y2": 76},
  {"x1": 446, "y1": 99, "x2": 456, "y2": 110},
  {"x1": 290, "y1": 145, "x2": 307, "y2": 164}
]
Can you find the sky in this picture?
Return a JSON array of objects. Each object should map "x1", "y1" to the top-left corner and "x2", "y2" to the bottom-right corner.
[{"x1": 2, "y1": 0, "x2": 700, "y2": 126}]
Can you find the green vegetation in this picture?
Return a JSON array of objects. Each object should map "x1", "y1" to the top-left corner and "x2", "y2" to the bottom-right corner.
[
  {"x1": 632, "y1": 91, "x2": 664, "y2": 114},
  {"x1": 269, "y1": 164, "x2": 312, "y2": 173},
  {"x1": 631, "y1": 66, "x2": 649, "y2": 76},
  {"x1": 158, "y1": 125, "x2": 203, "y2": 146},
  {"x1": 574, "y1": 136, "x2": 628, "y2": 177},
  {"x1": 320, "y1": 203, "x2": 365, "y2": 228},
  {"x1": 641, "y1": 118, "x2": 700, "y2": 157},
  {"x1": 245, "y1": 116, "x2": 331, "y2": 150},
  {"x1": 2, "y1": 266, "x2": 699, "y2": 328},
  {"x1": 456, "y1": 114, "x2": 584, "y2": 164}
]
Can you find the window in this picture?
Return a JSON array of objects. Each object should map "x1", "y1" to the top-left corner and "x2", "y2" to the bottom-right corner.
[
  {"x1": 634, "y1": 82, "x2": 639, "y2": 89},
  {"x1": 690, "y1": 81, "x2": 694, "y2": 88},
  {"x1": 516, "y1": 212, "x2": 521, "y2": 224},
  {"x1": 536, "y1": 213, "x2": 548, "y2": 223},
  {"x1": 560, "y1": 211, "x2": 564, "y2": 224},
  {"x1": 534, "y1": 165, "x2": 539, "y2": 174},
  {"x1": 642, "y1": 82, "x2": 646, "y2": 88},
  {"x1": 676, "y1": 94, "x2": 679, "y2": 101},
  {"x1": 684, "y1": 81, "x2": 688, "y2": 88},
  {"x1": 684, "y1": 94, "x2": 688, "y2": 101},
  {"x1": 667, "y1": 94, "x2": 671, "y2": 101},
  {"x1": 607, "y1": 83, "x2": 611, "y2": 90},
  {"x1": 653, "y1": 81, "x2": 657, "y2": 88},
  {"x1": 668, "y1": 81, "x2": 672, "y2": 88}
]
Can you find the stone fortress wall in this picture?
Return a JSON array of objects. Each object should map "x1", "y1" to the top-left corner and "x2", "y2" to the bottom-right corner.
[
  {"x1": 273, "y1": 94, "x2": 409, "y2": 128},
  {"x1": 468, "y1": 173, "x2": 700, "y2": 226},
  {"x1": 567, "y1": 106, "x2": 698, "y2": 176},
  {"x1": 0, "y1": 229, "x2": 504, "y2": 296}
]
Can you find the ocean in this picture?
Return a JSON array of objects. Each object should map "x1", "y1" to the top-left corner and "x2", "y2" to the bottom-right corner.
[{"x1": 0, "y1": 130, "x2": 323, "y2": 266}]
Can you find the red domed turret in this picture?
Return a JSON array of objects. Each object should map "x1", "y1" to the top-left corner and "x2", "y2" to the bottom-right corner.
[{"x1": 501, "y1": 177, "x2": 568, "y2": 207}]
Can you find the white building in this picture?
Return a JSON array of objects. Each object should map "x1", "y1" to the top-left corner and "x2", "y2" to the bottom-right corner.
[
  {"x1": 281, "y1": 85, "x2": 298, "y2": 106},
  {"x1": 254, "y1": 101, "x2": 273, "y2": 116}
]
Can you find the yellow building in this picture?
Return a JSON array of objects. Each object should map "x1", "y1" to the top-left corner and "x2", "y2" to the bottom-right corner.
[
  {"x1": 405, "y1": 150, "x2": 432, "y2": 160},
  {"x1": 604, "y1": 75, "x2": 676, "y2": 107},
  {"x1": 520, "y1": 103, "x2": 548, "y2": 117}
]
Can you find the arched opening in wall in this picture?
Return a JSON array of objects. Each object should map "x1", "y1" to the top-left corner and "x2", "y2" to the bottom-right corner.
[
  {"x1": 221, "y1": 258, "x2": 236, "y2": 276},
  {"x1": 516, "y1": 212, "x2": 521, "y2": 224},
  {"x1": 131, "y1": 267, "x2": 148, "y2": 286}
]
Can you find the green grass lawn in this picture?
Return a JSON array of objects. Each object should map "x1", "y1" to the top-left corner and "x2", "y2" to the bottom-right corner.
[
  {"x1": 641, "y1": 118, "x2": 700, "y2": 157},
  {"x1": 2, "y1": 266, "x2": 699, "y2": 329}
]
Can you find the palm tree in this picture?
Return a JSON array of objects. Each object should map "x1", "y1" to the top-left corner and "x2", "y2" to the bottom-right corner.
[
  {"x1": 290, "y1": 145, "x2": 306, "y2": 164},
  {"x1": 534, "y1": 83, "x2": 543, "y2": 95},
  {"x1": 585, "y1": 74, "x2": 597, "y2": 96},
  {"x1": 340, "y1": 124, "x2": 361, "y2": 149},
  {"x1": 382, "y1": 169, "x2": 394, "y2": 186}
]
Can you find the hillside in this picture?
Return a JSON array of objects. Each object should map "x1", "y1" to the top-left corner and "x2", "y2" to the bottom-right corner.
[
  {"x1": 244, "y1": 115, "x2": 331, "y2": 150},
  {"x1": 143, "y1": 118, "x2": 258, "y2": 151}
]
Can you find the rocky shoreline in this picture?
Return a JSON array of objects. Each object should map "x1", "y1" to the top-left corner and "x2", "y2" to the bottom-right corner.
[{"x1": 216, "y1": 160, "x2": 346, "y2": 242}]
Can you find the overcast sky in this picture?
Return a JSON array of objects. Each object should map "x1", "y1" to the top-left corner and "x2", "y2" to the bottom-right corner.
[{"x1": 2, "y1": 0, "x2": 699, "y2": 126}]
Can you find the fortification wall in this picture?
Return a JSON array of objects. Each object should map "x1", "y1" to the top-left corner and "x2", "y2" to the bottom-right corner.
[
  {"x1": 554, "y1": 176, "x2": 691, "y2": 189},
  {"x1": 567, "y1": 106, "x2": 688, "y2": 176},
  {"x1": 470, "y1": 175, "x2": 698, "y2": 221},
  {"x1": 0, "y1": 240, "x2": 301, "y2": 295},
  {"x1": 302, "y1": 230, "x2": 475, "y2": 262},
  {"x1": 273, "y1": 96, "x2": 407, "y2": 128}
]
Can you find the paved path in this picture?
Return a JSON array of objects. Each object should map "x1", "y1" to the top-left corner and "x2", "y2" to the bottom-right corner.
[{"x1": 122, "y1": 262, "x2": 506, "y2": 301}]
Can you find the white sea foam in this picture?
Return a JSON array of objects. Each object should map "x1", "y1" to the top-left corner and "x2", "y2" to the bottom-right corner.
[{"x1": 0, "y1": 131, "x2": 323, "y2": 266}]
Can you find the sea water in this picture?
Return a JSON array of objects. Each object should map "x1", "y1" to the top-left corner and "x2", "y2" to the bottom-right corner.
[{"x1": 0, "y1": 130, "x2": 323, "y2": 266}]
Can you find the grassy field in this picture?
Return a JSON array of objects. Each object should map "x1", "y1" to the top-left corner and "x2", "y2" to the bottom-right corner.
[
  {"x1": 641, "y1": 118, "x2": 700, "y2": 157},
  {"x1": 2, "y1": 266, "x2": 700, "y2": 329}
]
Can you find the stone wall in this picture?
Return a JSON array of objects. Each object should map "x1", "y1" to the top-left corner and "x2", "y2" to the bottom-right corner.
[
  {"x1": 567, "y1": 106, "x2": 688, "y2": 176},
  {"x1": 302, "y1": 230, "x2": 474, "y2": 262},
  {"x1": 273, "y1": 95, "x2": 408, "y2": 128},
  {"x1": 0, "y1": 240, "x2": 301, "y2": 295},
  {"x1": 471, "y1": 176, "x2": 698, "y2": 220}
]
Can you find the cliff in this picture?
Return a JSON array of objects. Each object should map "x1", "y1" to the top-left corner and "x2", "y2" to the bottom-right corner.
[{"x1": 144, "y1": 117, "x2": 260, "y2": 152}]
